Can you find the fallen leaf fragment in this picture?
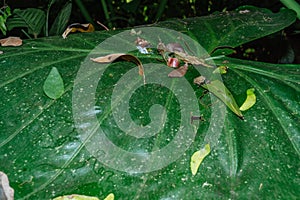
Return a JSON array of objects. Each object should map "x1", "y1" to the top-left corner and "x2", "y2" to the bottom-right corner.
[
  {"x1": 0, "y1": 36, "x2": 22, "y2": 46},
  {"x1": 53, "y1": 194, "x2": 99, "y2": 200},
  {"x1": 0, "y1": 171, "x2": 14, "y2": 200},
  {"x1": 135, "y1": 37, "x2": 151, "y2": 54},
  {"x1": 62, "y1": 23, "x2": 94, "y2": 39},
  {"x1": 104, "y1": 193, "x2": 114, "y2": 200},
  {"x1": 193, "y1": 76, "x2": 206, "y2": 85},
  {"x1": 190, "y1": 144, "x2": 211, "y2": 175},
  {"x1": 157, "y1": 40, "x2": 213, "y2": 68},
  {"x1": 91, "y1": 53, "x2": 146, "y2": 84},
  {"x1": 167, "y1": 57, "x2": 180, "y2": 68},
  {"x1": 43, "y1": 67, "x2": 65, "y2": 99},
  {"x1": 213, "y1": 66, "x2": 228, "y2": 74},
  {"x1": 239, "y1": 88, "x2": 256, "y2": 111},
  {"x1": 195, "y1": 79, "x2": 244, "y2": 119},
  {"x1": 168, "y1": 63, "x2": 188, "y2": 77}
]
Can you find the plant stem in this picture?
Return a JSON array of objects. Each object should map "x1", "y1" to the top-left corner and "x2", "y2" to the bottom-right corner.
[
  {"x1": 100, "y1": 0, "x2": 112, "y2": 28},
  {"x1": 74, "y1": 0, "x2": 94, "y2": 24},
  {"x1": 280, "y1": 0, "x2": 300, "y2": 20}
]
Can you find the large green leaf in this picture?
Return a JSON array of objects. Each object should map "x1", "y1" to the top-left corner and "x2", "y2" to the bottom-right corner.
[{"x1": 0, "y1": 6, "x2": 299, "y2": 199}]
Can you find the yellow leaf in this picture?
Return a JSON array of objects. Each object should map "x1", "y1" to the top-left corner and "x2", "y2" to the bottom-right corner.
[
  {"x1": 190, "y1": 144, "x2": 211, "y2": 176},
  {"x1": 53, "y1": 194, "x2": 99, "y2": 200},
  {"x1": 104, "y1": 193, "x2": 114, "y2": 200},
  {"x1": 239, "y1": 88, "x2": 256, "y2": 111}
]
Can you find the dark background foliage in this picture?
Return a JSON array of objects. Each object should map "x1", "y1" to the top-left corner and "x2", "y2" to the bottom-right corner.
[{"x1": 2, "y1": 0, "x2": 300, "y2": 63}]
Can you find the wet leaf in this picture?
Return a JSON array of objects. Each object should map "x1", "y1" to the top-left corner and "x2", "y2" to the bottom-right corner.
[
  {"x1": 190, "y1": 144, "x2": 211, "y2": 175},
  {"x1": 239, "y1": 88, "x2": 256, "y2": 111},
  {"x1": 43, "y1": 67, "x2": 64, "y2": 99},
  {"x1": 91, "y1": 53, "x2": 145, "y2": 84},
  {"x1": 62, "y1": 23, "x2": 94, "y2": 39},
  {"x1": 0, "y1": 36, "x2": 22, "y2": 46},
  {"x1": 0, "y1": 6, "x2": 298, "y2": 200},
  {"x1": 200, "y1": 79, "x2": 244, "y2": 119}
]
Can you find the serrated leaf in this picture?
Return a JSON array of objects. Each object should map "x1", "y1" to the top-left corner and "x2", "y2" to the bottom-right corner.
[{"x1": 43, "y1": 67, "x2": 64, "y2": 99}]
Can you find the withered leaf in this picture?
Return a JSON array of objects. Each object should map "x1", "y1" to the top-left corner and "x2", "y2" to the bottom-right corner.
[
  {"x1": 0, "y1": 37, "x2": 22, "y2": 46},
  {"x1": 193, "y1": 76, "x2": 206, "y2": 85},
  {"x1": 0, "y1": 171, "x2": 14, "y2": 200},
  {"x1": 174, "y1": 51, "x2": 213, "y2": 68},
  {"x1": 62, "y1": 23, "x2": 94, "y2": 39},
  {"x1": 91, "y1": 53, "x2": 146, "y2": 84},
  {"x1": 168, "y1": 63, "x2": 188, "y2": 78}
]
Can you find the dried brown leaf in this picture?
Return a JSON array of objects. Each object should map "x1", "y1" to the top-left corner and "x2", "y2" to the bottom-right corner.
[
  {"x1": 0, "y1": 171, "x2": 14, "y2": 200},
  {"x1": 0, "y1": 37, "x2": 22, "y2": 47},
  {"x1": 91, "y1": 53, "x2": 146, "y2": 84},
  {"x1": 168, "y1": 63, "x2": 188, "y2": 78},
  {"x1": 62, "y1": 23, "x2": 95, "y2": 39}
]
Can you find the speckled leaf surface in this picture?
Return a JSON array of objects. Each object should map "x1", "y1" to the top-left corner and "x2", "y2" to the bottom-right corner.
[{"x1": 0, "y1": 6, "x2": 299, "y2": 199}]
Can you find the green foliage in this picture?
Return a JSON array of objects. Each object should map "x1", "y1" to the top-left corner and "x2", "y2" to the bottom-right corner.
[
  {"x1": 49, "y1": 2, "x2": 72, "y2": 36},
  {"x1": 0, "y1": 6, "x2": 299, "y2": 200},
  {"x1": 5, "y1": 0, "x2": 71, "y2": 38},
  {"x1": 0, "y1": 5, "x2": 11, "y2": 35}
]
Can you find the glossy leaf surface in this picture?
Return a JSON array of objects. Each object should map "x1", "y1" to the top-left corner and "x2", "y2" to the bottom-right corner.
[{"x1": 0, "y1": 6, "x2": 299, "y2": 199}]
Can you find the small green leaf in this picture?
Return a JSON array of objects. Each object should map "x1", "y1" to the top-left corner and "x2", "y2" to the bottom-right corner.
[
  {"x1": 43, "y1": 67, "x2": 64, "y2": 99},
  {"x1": 202, "y1": 80, "x2": 244, "y2": 118},
  {"x1": 240, "y1": 88, "x2": 256, "y2": 111},
  {"x1": 190, "y1": 144, "x2": 211, "y2": 175}
]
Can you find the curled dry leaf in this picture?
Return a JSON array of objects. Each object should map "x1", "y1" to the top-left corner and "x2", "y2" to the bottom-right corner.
[
  {"x1": 91, "y1": 53, "x2": 146, "y2": 84},
  {"x1": 0, "y1": 36, "x2": 22, "y2": 46},
  {"x1": 174, "y1": 51, "x2": 213, "y2": 68},
  {"x1": 62, "y1": 23, "x2": 95, "y2": 39},
  {"x1": 157, "y1": 40, "x2": 213, "y2": 68},
  {"x1": 193, "y1": 76, "x2": 207, "y2": 85},
  {"x1": 0, "y1": 171, "x2": 14, "y2": 200},
  {"x1": 168, "y1": 63, "x2": 188, "y2": 78}
]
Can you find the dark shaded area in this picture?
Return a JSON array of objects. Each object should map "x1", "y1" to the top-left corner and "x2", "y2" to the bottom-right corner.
[{"x1": 2, "y1": 0, "x2": 300, "y2": 63}]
